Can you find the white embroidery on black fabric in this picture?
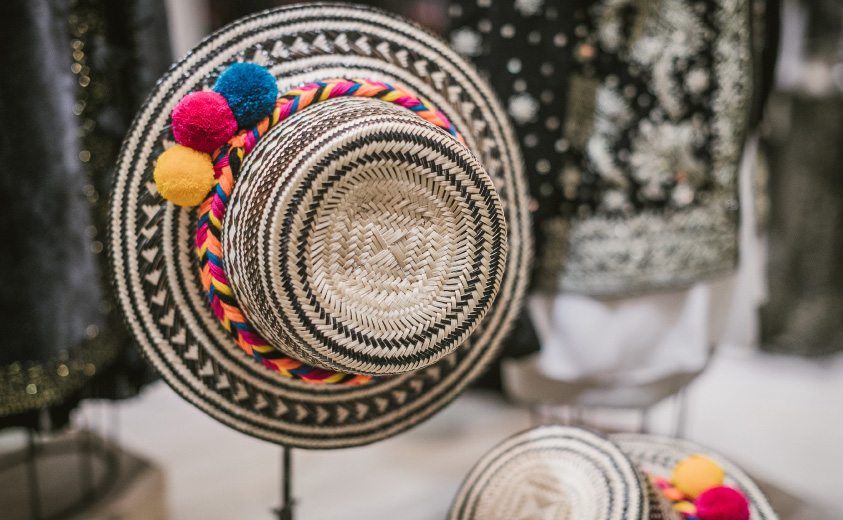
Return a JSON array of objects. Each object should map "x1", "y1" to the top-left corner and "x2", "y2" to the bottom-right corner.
[
  {"x1": 451, "y1": 26, "x2": 483, "y2": 57},
  {"x1": 451, "y1": 0, "x2": 750, "y2": 294},
  {"x1": 508, "y1": 93, "x2": 540, "y2": 125},
  {"x1": 558, "y1": 0, "x2": 749, "y2": 294},
  {"x1": 514, "y1": 0, "x2": 545, "y2": 17}
]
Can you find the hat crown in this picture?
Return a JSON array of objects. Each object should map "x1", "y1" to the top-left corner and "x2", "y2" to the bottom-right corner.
[
  {"x1": 450, "y1": 426, "x2": 652, "y2": 520},
  {"x1": 224, "y1": 97, "x2": 507, "y2": 375}
]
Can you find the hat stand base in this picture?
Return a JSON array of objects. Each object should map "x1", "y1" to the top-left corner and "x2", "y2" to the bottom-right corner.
[
  {"x1": 0, "y1": 428, "x2": 117, "y2": 520},
  {"x1": 505, "y1": 354, "x2": 695, "y2": 436},
  {"x1": 273, "y1": 445, "x2": 296, "y2": 520},
  {"x1": 0, "y1": 424, "x2": 167, "y2": 520},
  {"x1": 526, "y1": 396, "x2": 689, "y2": 438}
]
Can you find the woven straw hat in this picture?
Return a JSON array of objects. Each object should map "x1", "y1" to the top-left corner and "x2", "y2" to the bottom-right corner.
[
  {"x1": 450, "y1": 426, "x2": 779, "y2": 520},
  {"x1": 108, "y1": 3, "x2": 531, "y2": 449},
  {"x1": 611, "y1": 434, "x2": 779, "y2": 520},
  {"x1": 449, "y1": 426, "x2": 674, "y2": 520}
]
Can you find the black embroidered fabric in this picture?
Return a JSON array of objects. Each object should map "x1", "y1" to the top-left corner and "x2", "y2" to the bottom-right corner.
[
  {"x1": 0, "y1": 0, "x2": 171, "y2": 430},
  {"x1": 447, "y1": 0, "x2": 752, "y2": 295}
]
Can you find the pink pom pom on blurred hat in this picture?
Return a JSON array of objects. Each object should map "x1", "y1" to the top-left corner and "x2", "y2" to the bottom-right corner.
[
  {"x1": 695, "y1": 486, "x2": 750, "y2": 520},
  {"x1": 171, "y1": 91, "x2": 237, "y2": 153}
]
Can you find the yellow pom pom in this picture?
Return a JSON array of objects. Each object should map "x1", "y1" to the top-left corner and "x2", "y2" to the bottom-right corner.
[
  {"x1": 674, "y1": 501, "x2": 697, "y2": 515},
  {"x1": 672, "y1": 454, "x2": 725, "y2": 499},
  {"x1": 153, "y1": 144, "x2": 215, "y2": 206}
]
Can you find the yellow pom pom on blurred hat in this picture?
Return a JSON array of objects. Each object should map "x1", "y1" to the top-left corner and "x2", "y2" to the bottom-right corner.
[
  {"x1": 672, "y1": 454, "x2": 726, "y2": 498},
  {"x1": 153, "y1": 144, "x2": 215, "y2": 206}
]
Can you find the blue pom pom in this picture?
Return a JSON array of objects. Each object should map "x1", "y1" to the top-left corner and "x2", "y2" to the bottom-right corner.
[{"x1": 213, "y1": 63, "x2": 278, "y2": 129}]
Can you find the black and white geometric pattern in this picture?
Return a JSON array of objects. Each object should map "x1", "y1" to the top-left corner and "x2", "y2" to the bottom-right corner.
[
  {"x1": 108, "y1": 4, "x2": 532, "y2": 449},
  {"x1": 225, "y1": 97, "x2": 507, "y2": 375}
]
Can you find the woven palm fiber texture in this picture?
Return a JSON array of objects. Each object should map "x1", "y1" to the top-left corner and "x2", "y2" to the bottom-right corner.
[{"x1": 108, "y1": 3, "x2": 532, "y2": 448}]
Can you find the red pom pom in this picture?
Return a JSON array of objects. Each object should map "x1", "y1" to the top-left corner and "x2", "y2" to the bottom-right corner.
[
  {"x1": 172, "y1": 91, "x2": 237, "y2": 153},
  {"x1": 695, "y1": 486, "x2": 750, "y2": 520}
]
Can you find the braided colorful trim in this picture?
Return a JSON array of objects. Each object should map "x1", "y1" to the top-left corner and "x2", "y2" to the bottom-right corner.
[
  {"x1": 650, "y1": 475, "x2": 700, "y2": 518},
  {"x1": 196, "y1": 78, "x2": 464, "y2": 385}
]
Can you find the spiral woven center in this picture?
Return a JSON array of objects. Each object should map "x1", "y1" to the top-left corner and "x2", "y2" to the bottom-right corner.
[
  {"x1": 224, "y1": 98, "x2": 507, "y2": 375},
  {"x1": 310, "y1": 175, "x2": 456, "y2": 320},
  {"x1": 451, "y1": 428, "x2": 648, "y2": 520}
]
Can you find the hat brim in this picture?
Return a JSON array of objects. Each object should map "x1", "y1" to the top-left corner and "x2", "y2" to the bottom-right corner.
[
  {"x1": 108, "y1": 3, "x2": 531, "y2": 449},
  {"x1": 611, "y1": 434, "x2": 779, "y2": 520}
]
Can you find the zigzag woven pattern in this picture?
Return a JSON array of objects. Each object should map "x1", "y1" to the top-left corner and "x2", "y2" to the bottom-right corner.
[{"x1": 196, "y1": 78, "x2": 464, "y2": 384}]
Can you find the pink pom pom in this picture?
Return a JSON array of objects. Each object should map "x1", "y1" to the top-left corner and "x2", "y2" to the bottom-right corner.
[
  {"x1": 172, "y1": 91, "x2": 237, "y2": 153},
  {"x1": 695, "y1": 486, "x2": 750, "y2": 520}
]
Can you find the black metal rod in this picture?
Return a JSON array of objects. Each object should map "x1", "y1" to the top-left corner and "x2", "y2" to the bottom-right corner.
[
  {"x1": 112, "y1": 404, "x2": 121, "y2": 476},
  {"x1": 674, "y1": 388, "x2": 689, "y2": 438},
  {"x1": 639, "y1": 407, "x2": 650, "y2": 434},
  {"x1": 96, "y1": 404, "x2": 107, "y2": 461},
  {"x1": 26, "y1": 429, "x2": 42, "y2": 520},
  {"x1": 111, "y1": 403, "x2": 120, "y2": 445},
  {"x1": 78, "y1": 419, "x2": 94, "y2": 499},
  {"x1": 528, "y1": 405, "x2": 541, "y2": 427},
  {"x1": 571, "y1": 405, "x2": 582, "y2": 426},
  {"x1": 276, "y1": 446, "x2": 295, "y2": 520}
]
